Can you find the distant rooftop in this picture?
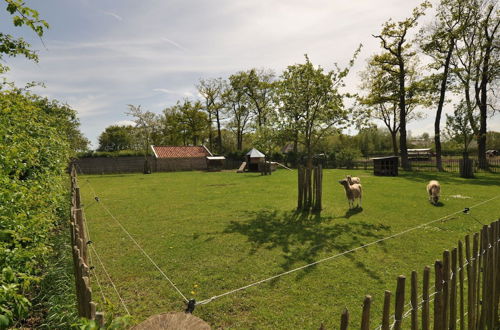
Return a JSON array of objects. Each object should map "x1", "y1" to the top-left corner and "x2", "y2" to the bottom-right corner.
[{"x1": 151, "y1": 145, "x2": 212, "y2": 159}]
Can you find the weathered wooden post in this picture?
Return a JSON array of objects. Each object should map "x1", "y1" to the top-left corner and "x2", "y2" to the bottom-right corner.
[
  {"x1": 361, "y1": 295, "x2": 372, "y2": 330},
  {"x1": 394, "y1": 275, "x2": 406, "y2": 330},
  {"x1": 382, "y1": 290, "x2": 391, "y2": 330}
]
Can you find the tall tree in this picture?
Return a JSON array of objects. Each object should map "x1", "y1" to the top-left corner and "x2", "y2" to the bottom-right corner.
[
  {"x1": 451, "y1": 0, "x2": 499, "y2": 168},
  {"x1": 419, "y1": 0, "x2": 465, "y2": 171},
  {"x1": 178, "y1": 99, "x2": 208, "y2": 146},
  {"x1": 224, "y1": 74, "x2": 252, "y2": 151},
  {"x1": 372, "y1": 1, "x2": 431, "y2": 170},
  {"x1": 197, "y1": 78, "x2": 225, "y2": 153},
  {"x1": 277, "y1": 54, "x2": 354, "y2": 166},
  {"x1": 126, "y1": 105, "x2": 161, "y2": 158},
  {"x1": 358, "y1": 55, "x2": 424, "y2": 156},
  {"x1": 444, "y1": 101, "x2": 476, "y2": 154},
  {"x1": 238, "y1": 68, "x2": 276, "y2": 128}
]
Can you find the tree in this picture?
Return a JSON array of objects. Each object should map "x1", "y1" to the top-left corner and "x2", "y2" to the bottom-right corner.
[
  {"x1": 372, "y1": 1, "x2": 431, "y2": 170},
  {"x1": 419, "y1": 0, "x2": 466, "y2": 171},
  {"x1": 451, "y1": 0, "x2": 500, "y2": 168},
  {"x1": 126, "y1": 105, "x2": 161, "y2": 172},
  {"x1": 358, "y1": 54, "x2": 424, "y2": 156},
  {"x1": 277, "y1": 53, "x2": 357, "y2": 164},
  {"x1": 97, "y1": 125, "x2": 134, "y2": 151},
  {"x1": 224, "y1": 74, "x2": 252, "y2": 151},
  {"x1": 178, "y1": 99, "x2": 208, "y2": 146},
  {"x1": 445, "y1": 101, "x2": 476, "y2": 153},
  {"x1": 237, "y1": 68, "x2": 276, "y2": 128},
  {"x1": 197, "y1": 78, "x2": 225, "y2": 153}
]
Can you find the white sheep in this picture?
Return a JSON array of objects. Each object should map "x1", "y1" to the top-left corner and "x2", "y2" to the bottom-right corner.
[
  {"x1": 338, "y1": 178, "x2": 362, "y2": 209},
  {"x1": 346, "y1": 175, "x2": 360, "y2": 185},
  {"x1": 426, "y1": 180, "x2": 441, "y2": 205}
]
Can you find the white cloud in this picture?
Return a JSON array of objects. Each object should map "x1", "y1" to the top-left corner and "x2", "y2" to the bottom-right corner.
[
  {"x1": 114, "y1": 120, "x2": 136, "y2": 127},
  {"x1": 101, "y1": 11, "x2": 123, "y2": 21}
]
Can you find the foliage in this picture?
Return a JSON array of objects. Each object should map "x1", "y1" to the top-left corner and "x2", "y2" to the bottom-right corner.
[
  {"x1": 445, "y1": 101, "x2": 476, "y2": 153},
  {"x1": 0, "y1": 0, "x2": 49, "y2": 67},
  {"x1": 0, "y1": 89, "x2": 73, "y2": 327},
  {"x1": 371, "y1": 1, "x2": 431, "y2": 169},
  {"x1": 98, "y1": 125, "x2": 135, "y2": 152},
  {"x1": 277, "y1": 53, "x2": 358, "y2": 164}
]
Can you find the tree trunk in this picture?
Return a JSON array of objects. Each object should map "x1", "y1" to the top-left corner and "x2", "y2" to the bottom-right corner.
[
  {"x1": 208, "y1": 111, "x2": 213, "y2": 151},
  {"x1": 391, "y1": 131, "x2": 398, "y2": 156},
  {"x1": 398, "y1": 57, "x2": 410, "y2": 171},
  {"x1": 216, "y1": 111, "x2": 222, "y2": 154},
  {"x1": 434, "y1": 40, "x2": 454, "y2": 172}
]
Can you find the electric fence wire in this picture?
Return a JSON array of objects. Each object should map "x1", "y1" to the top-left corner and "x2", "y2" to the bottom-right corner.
[
  {"x1": 78, "y1": 186, "x2": 131, "y2": 315},
  {"x1": 195, "y1": 196, "x2": 500, "y2": 306},
  {"x1": 78, "y1": 169, "x2": 189, "y2": 303}
]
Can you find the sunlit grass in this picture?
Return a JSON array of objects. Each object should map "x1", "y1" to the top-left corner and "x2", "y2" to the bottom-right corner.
[{"x1": 80, "y1": 169, "x2": 500, "y2": 328}]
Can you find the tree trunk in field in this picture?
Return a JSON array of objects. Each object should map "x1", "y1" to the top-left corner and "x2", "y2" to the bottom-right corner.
[
  {"x1": 216, "y1": 112, "x2": 222, "y2": 153},
  {"x1": 398, "y1": 57, "x2": 410, "y2": 171},
  {"x1": 391, "y1": 131, "x2": 398, "y2": 156},
  {"x1": 208, "y1": 112, "x2": 213, "y2": 151},
  {"x1": 434, "y1": 40, "x2": 454, "y2": 172}
]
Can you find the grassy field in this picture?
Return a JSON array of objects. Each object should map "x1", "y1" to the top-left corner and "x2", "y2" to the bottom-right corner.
[{"x1": 80, "y1": 169, "x2": 500, "y2": 329}]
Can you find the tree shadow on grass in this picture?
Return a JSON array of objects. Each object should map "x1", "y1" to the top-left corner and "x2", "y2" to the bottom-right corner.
[{"x1": 223, "y1": 210, "x2": 391, "y2": 282}]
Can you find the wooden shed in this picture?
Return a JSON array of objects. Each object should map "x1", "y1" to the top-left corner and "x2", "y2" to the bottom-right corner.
[
  {"x1": 372, "y1": 156, "x2": 399, "y2": 176},
  {"x1": 206, "y1": 156, "x2": 225, "y2": 172},
  {"x1": 246, "y1": 148, "x2": 265, "y2": 172}
]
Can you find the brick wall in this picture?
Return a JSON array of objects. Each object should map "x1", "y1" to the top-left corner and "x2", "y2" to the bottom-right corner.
[{"x1": 73, "y1": 156, "x2": 208, "y2": 174}]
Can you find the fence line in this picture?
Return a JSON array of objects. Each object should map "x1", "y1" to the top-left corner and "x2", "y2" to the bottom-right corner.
[
  {"x1": 81, "y1": 176, "x2": 190, "y2": 304},
  {"x1": 70, "y1": 166, "x2": 105, "y2": 326},
  {"x1": 329, "y1": 218, "x2": 500, "y2": 329}
]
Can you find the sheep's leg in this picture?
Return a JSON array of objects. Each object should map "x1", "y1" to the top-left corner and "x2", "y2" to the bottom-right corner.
[{"x1": 359, "y1": 196, "x2": 362, "y2": 208}]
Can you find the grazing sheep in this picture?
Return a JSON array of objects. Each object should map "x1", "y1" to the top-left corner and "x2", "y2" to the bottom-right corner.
[
  {"x1": 427, "y1": 180, "x2": 441, "y2": 205},
  {"x1": 346, "y1": 175, "x2": 361, "y2": 185},
  {"x1": 338, "y1": 178, "x2": 362, "y2": 209}
]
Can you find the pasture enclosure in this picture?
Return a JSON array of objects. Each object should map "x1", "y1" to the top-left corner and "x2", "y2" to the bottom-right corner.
[{"x1": 78, "y1": 169, "x2": 500, "y2": 328}]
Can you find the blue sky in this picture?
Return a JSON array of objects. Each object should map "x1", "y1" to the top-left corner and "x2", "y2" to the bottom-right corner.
[{"x1": 1, "y1": 0, "x2": 499, "y2": 148}]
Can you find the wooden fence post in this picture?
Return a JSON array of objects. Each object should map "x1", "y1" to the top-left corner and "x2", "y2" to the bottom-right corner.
[
  {"x1": 361, "y1": 295, "x2": 372, "y2": 330},
  {"x1": 340, "y1": 308, "x2": 349, "y2": 330},
  {"x1": 394, "y1": 275, "x2": 406, "y2": 330},
  {"x1": 450, "y1": 248, "x2": 457, "y2": 330},
  {"x1": 382, "y1": 290, "x2": 391, "y2": 330},
  {"x1": 443, "y1": 250, "x2": 450, "y2": 329},
  {"x1": 458, "y1": 240, "x2": 465, "y2": 330},
  {"x1": 411, "y1": 270, "x2": 418, "y2": 330},
  {"x1": 297, "y1": 166, "x2": 303, "y2": 210},
  {"x1": 434, "y1": 260, "x2": 443, "y2": 330},
  {"x1": 422, "y1": 266, "x2": 430, "y2": 330}
]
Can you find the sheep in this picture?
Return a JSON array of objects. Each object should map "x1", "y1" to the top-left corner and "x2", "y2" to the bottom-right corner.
[
  {"x1": 346, "y1": 175, "x2": 361, "y2": 185},
  {"x1": 426, "y1": 180, "x2": 441, "y2": 205},
  {"x1": 338, "y1": 178, "x2": 362, "y2": 209}
]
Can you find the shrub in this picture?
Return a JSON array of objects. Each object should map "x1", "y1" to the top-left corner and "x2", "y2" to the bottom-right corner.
[{"x1": 0, "y1": 90, "x2": 74, "y2": 327}]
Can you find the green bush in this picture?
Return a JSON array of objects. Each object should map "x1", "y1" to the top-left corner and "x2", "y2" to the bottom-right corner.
[{"x1": 0, "y1": 90, "x2": 75, "y2": 327}]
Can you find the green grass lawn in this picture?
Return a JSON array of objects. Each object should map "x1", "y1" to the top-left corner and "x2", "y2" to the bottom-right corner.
[{"x1": 79, "y1": 169, "x2": 500, "y2": 329}]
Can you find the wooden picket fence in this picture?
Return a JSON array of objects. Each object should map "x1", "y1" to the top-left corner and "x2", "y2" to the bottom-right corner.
[
  {"x1": 321, "y1": 219, "x2": 500, "y2": 329},
  {"x1": 70, "y1": 166, "x2": 104, "y2": 325}
]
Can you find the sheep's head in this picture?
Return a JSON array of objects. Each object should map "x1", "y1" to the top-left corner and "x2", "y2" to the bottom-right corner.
[
  {"x1": 432, "y1": 195, "x2": 439, "y2": 205},
  {"x1": 338, "y1": 179, "x2": 348, "y2": 186}
]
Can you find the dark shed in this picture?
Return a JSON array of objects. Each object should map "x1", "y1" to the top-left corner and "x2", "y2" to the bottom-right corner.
[{"x1": 372, "y1": 156, "x2": 399, "y2": 176}]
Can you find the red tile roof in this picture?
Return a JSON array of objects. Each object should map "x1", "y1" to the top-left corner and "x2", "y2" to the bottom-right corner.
[{"x1": 151, "y1": 145, "x2": 211, "y2": 159}]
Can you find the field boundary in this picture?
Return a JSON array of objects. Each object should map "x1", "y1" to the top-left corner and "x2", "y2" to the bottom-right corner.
[{"x1": 323, "y1": 218, "x2": 500, "y2": 329}]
